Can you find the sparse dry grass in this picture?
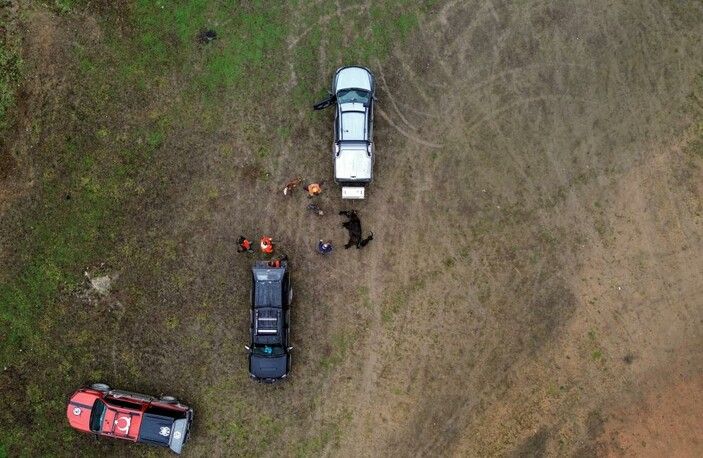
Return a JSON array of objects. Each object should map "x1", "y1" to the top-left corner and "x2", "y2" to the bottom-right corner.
[{"x1": 1, "y1": 0, "x2": 702, "y2": 457}]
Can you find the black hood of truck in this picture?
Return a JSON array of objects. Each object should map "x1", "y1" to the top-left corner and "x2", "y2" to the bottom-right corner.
[{"x1": 249, "y1": 354, "x2": 288, "y2": 381}]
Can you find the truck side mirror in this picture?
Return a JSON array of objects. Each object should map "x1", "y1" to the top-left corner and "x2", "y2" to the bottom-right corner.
[{"x1": 244, "y1": 345, "x2": 251, "y2": 352}]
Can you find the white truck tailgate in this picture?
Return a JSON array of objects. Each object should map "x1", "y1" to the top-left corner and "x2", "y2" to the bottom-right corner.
[{"x1": 342, "y1": 187, "x2": 365, "y2": 199}]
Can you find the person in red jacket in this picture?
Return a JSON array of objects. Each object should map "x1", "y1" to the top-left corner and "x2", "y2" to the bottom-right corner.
[
  {"x1": 237, "y1": 236, "x2": 254, "y2": 253},
  {"x1": 260, "y1": 236, "x2": 274, "y2": 254}
]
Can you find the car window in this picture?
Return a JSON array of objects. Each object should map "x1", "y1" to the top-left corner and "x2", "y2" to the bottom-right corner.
[
  {"x1": 89, "y1": 399, "x2": 106, "y2": 432},
  {"x1": 106, "y1": 397, "x2": 142, "y2": 410},
  {"x1": 337, "y1": 89, "x2": 370, "y2": 106},
  {"x1": 252, "y1": 344, "x2": 285, "y2": 356}
]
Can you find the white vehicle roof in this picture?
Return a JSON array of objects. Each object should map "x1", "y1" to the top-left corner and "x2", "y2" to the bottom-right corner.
[
  {"x1": 335, "y1": 67, "x2": 372, "y2": 92},
  {"x1": 340, "y1": 110, "x2": 367, "y2": 141},
  {"x1": 335, "y1": 144, "x2": 372, "y2": 181}
]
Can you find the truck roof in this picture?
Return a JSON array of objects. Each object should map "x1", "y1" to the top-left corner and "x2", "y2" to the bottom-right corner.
[
  {"x1": 339, "y1": 108, "x2": 368, "y2": 141},
  {"x1": 253, "y1": 308, "x2": 283, "y2": 345}
]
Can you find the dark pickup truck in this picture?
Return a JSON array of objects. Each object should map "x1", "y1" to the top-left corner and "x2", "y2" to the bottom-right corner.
[{"x1": 245, "y1": 260, "x2": 293, "y2": 382}]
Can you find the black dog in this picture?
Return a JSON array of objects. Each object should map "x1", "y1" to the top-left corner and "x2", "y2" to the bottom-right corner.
[{"x1": 339, "y1": 210, "x2": 374, "y2": 249}]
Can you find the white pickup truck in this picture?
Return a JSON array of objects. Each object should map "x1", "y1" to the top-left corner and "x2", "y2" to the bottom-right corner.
[{"x1": 314, "y1": 66, "x2": 376, "y2": 199}]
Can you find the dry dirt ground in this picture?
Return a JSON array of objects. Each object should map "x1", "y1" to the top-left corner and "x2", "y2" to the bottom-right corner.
[{"x1": 1, "y1": 0, "x2": 702, "y2": 457}]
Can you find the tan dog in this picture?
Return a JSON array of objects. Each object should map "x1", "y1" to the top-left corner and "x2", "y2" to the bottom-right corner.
[{"x1": 283, "y1": 177, "x2": 302, "y2": 196}]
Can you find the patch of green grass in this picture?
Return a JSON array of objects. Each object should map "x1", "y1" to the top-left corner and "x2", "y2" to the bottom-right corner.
[
  {"x1": 1, "y1": 0, "x2": 430, "y2": 454},
  {"x1": 296, "y1": 428, "x2": 335, "y2": 457},
  {"x1": 0, "y1": 152, "x2": 118, "y2": 358},
  {"x1": 0, "y1": 6, "x2": 169, "y2": 452},
  {"x1": 201, "y1": 381, "x2": 284, "y2": 453},
  {"x1": 351, "y1": 6, "x2": 418, "y2": 62},
  {"x1": 0, "y1": 30, "x2": 21, "y2": 130},
  {"x1": 53, "y1": 0, "x2": 75, "y2": 14},
  {"x1": 586, "y1": 330, "x2": 605, "y2": 363},
  {"x1": 320, "y1": 332, "x2": 354, "y2": 369},
  {"x1": 295, "y1": 411, "x2": 349, "y2": 458},
  {"x1": 146, "y1": 128, "x2": 165, "y2": 148},
  {"x1": 391, "y1": 386, "x2": 406, "y2": 396},
  {"x1": 292, "y1": 1, "x2": 421, "y2": 111},
  {"x1": 546, "y1": 383, "x2": 559, "y2": 397}
]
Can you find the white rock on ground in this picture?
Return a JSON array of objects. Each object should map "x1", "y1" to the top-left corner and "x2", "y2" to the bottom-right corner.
[{"x1": 90, "y1": 275, "x2": 112, "y2": 295}]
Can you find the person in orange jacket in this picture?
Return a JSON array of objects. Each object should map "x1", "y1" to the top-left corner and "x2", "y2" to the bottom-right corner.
[
  {"x1": 260, "y1": 236, "x2": 274, "y2": 254},
  {"x1": 267, "y1": 254, "x2": 287, "y2": 268},
  {"x1": 304, "y1": 180, "x2": 324, "y2": 197}
]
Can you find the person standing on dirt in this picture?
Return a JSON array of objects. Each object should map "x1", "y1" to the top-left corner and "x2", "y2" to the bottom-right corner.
[
  {"x1": 237, "y1": 236, "x2": 254, "y2": 253},
  {"x1": 307, "y1": 203, "x2": 324, "y2": 216},
  {"x1": 304, "y1": 180, "x2": 324, "y2": 197},
  {"x1": 317, "y1": 240, "x2": 333, "y2": 254},
  {"x1": 267, "y1": 254, "x2": 287, "y2": 268},
  {"x1": 260, "y1": 236, "x2": 274, "y2": 254}
]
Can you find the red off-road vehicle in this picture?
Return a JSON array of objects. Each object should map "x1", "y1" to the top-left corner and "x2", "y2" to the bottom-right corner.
[{"x1": 66, "y1": 383, "x2": 193, "y2": 454}]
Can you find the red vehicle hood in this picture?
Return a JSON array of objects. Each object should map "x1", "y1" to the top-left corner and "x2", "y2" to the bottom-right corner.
[{"x1": 66, "y1": 391, "x2": 99, "y2": 432}]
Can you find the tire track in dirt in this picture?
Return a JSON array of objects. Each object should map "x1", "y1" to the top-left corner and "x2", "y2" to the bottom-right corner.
[{"x1": 338, "y1": 55, "x2": 449, "y2": 451}]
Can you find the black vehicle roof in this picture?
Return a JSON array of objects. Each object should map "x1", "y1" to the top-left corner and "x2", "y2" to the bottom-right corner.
[{"x1": 253, "y1": 307, "x2": 283, "y2": 345}]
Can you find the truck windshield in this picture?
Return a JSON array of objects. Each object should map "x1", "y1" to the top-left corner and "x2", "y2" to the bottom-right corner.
[
  {"x1": 89, "y1": 399, "x2": 106, "y2": 432},
  {"x1": 252, "y1": 344, "x2": 285, "y2": 356},
  {"x1": 337, "y1": 89, "x2": 370, "y2": 106}
]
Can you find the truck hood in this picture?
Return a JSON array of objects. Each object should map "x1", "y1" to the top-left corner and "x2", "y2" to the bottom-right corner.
[
  {"x1": 335, "y1": 144, "x2": 372, "y2": 181},
  {"x1": 66, "y1": 391, "x2": 99, "y2": 432},
  {"x1": 250, "y1": 354, "x2": 288, "y2": 381},
  {"x1": 335, "y1": 67, "x2": 372, "y2": 91}
]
